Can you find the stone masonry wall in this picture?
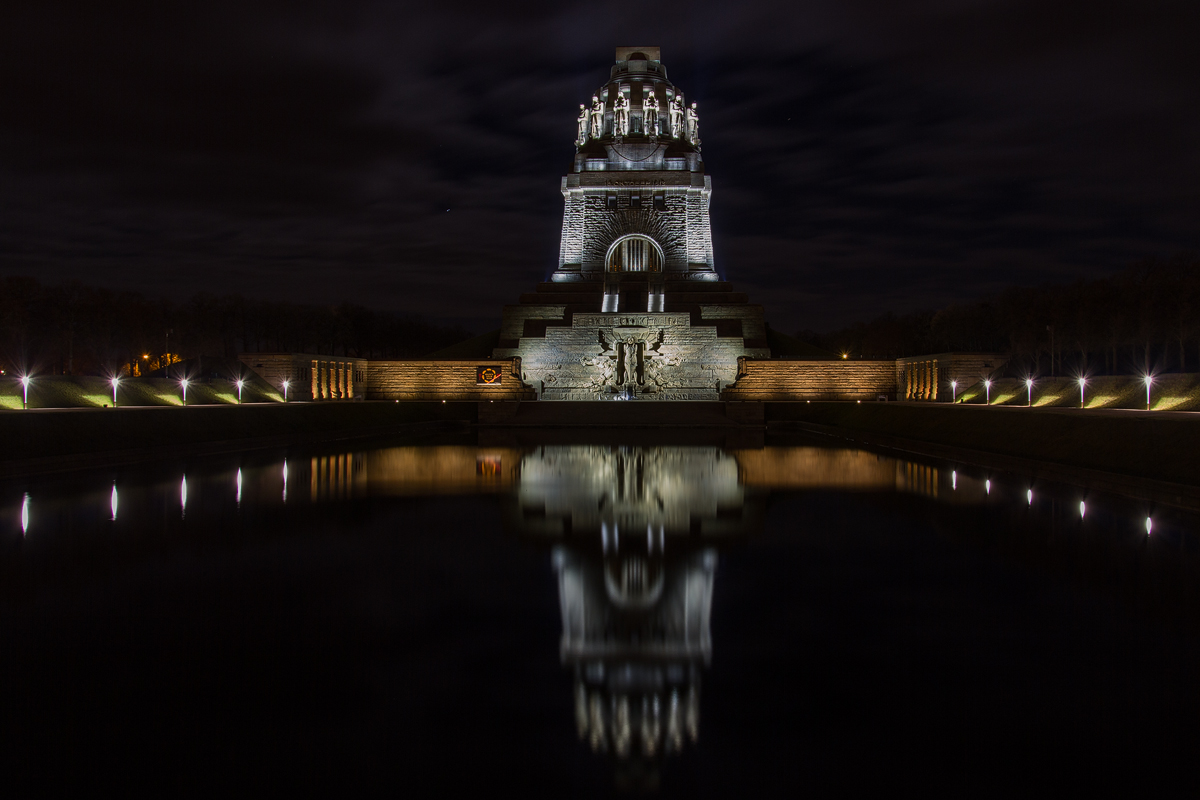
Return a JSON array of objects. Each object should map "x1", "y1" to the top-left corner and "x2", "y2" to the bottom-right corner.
[
  {"x1": 896, "y1": 353, "x2": 1008, "y2": 400},
  {"x1": 240, "y1": 353, "x2": 368, "y2": 401},
  {"x1": 577, "y1": 192, "x2": 690, "y2": 272},
  {"x1": 500, "y1": 305, "x2": 567, "y2": 345},
  {"x1": 366, "y1": 359, "x2": 534, "y2": 401},
  {"x1": 558, "y1": 188, "x2": 584, "y2": 269},
  {"x1": 722, "y1": 359, "x2": 899, "y2": 401}
]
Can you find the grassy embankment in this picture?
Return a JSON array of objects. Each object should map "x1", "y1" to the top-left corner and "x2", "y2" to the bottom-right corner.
[
  {"x1": 955, "y1": 373, "x2": 1200, "y2": 411},
  {"x1": 767, "y1": 401, "x2": 1200, "y2": 486},
  {"x1": 0, "y1": 402, "x2": 476, "y2": 466},
  {"x1": 0, "y1": 373, "x2": 284, "y2": 410}
]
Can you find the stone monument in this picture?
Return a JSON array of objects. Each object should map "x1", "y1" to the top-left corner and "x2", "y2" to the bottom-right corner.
[{"x1": 494, "y1": 47, "x2": 770, "y2": 400}]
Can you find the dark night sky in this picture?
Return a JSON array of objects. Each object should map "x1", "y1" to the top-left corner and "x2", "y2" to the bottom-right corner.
[{"x1": 2, "y1": 1, "x2": 1198, "y2": 333}]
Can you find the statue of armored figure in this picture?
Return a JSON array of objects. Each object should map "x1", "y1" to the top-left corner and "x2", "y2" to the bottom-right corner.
[
  {"x1": 643, "y1": 90, "x2": 660, "y2": 137},
  {"x1": 576, "y1": 104, "x2": 589, "y2": 146},
  {"x1": 613, "y1": 93, "x2": 630, "y2": 138},
  {"x1": 669, "y1": 94, "x2": 685, "y2": 139},
  {"x1": 685, "y1": 102, "x2": 700, "y2": 146},
  {"x1": 590, "y1": 95, "x2": 603, "y2": 139}
]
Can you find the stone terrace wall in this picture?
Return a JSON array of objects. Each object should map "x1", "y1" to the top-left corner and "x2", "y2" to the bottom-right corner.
[
  {"x1": 722, "y1": 359, "x2": 898, "y2": 401},
  {"x1": 895, "y1": 353, "x2": 1008, "y2": 401},
  {"x1": 366, "y1": 359, "x2": 534, "y2": 401},
  {"x1": 239, "y1": 353, "x2": 297, "y2": 391},
  {"x1": 240, "y1": 353, "x2": 369, "y2": 401}
]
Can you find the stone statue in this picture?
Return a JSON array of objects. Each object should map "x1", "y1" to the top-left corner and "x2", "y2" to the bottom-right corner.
[
  {"x1": 644, "y1": 353, "x2": 682, "y2": 389},
  {"x1": 580, "y1": 354, "x2": 615, "y2": 389},
  {"x1": 613, "y1": 93, "x2": 630, "y2": 138},
  {"x1": 685, "y1": 102, "x2": 700, "y2": 146},
  {"x1": 576, "y1": 104, "x2": 589, "y2": 146},
  {"x1": 669, "y1": 94, "x2": 685, "y2": 139},
  {"x1": 590, "y1": 95, "x2": 603, "y2": 139},
  {"x1": 643, "y1": 90, "x2": 659, "y2": 137}
]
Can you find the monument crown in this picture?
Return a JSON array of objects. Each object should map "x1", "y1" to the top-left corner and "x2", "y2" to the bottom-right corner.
[
  {"x1": 574, "y1": 46, "x2": 698, "y2": 152},
  {"x1": 560, "y1": 47, "x2": 711, "y2": 281}
]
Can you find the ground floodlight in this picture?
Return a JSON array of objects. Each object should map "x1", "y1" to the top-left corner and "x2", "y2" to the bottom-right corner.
[
  {"x1": 111, "y1": 376, "x2": 120, "y2": 407},
  {"x1": 984, "y1": 379, "x2": 992, "y2": 405},
  {"x1": 1143, "y1": 375, "x2": 1152, "y2": 410},
  {"x1": 181, "y1": 378, "x2": 190, "y2": 406},
  {"x1": 282, "y1": 380, "x2": 290, "y2": 403},
  {"x1": 1145, "y1": 517, "x2": 1152, "y2": 535},
  {"x1": 950, "y1": 380, "x2": 957, "y2": 402},
  {"x1": 1078, "y1": 377, "x2": 1086, "y2": 408},
  {"x1": 236, "y1": 379, "x2": 245, "y2": 404},
  {"x1": 20, "y1": 375, "x2": 31, "y2": 409},
  {"x1": 1026, "y1": 378, "x2": 1033, "y2": 406}
]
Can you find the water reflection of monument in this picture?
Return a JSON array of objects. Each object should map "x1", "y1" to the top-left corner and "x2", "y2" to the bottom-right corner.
[
  {"x1": 307, "y1": 443, "x2": 941, "y2": 775},
  {"x1": 510, "y1": 447, "x2": 752, "y2": 766}
]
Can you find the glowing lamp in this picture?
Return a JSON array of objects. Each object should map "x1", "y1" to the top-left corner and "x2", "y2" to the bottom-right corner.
[
  {"x1": 236, "y1": 379, "x2": 245, "y2": 404},
  {"x1": 984, "y1": 379, "x2": 992, "y2": 405},
  {"x1": 1025, "y1": 378, "x2": 1033, "y2": 406},
  {"x1": 950, "y1": 380, "x2": 957, "y2": 402},
  {"x1": 281, "y1": 379, "x2": 290, "y2": 403},
  {"x1": 1145, "y1": 517, "x2": 1152, "y2": 535},
  {"x1": 181, "y1": 378, "x2": 190, "y2": 406},
  {"x1": 110, "y1": 376, "x2": 120, "y2": 407},
  {"x1": 20, "y1": 375, "x2": 31, "y2": 409},
  {"x1": 1078, "y1": 377, "x2": 1086, "y2": 408},
  {"x1": 1143, "y1": 375, "x2": 1153, "y2": 410}
]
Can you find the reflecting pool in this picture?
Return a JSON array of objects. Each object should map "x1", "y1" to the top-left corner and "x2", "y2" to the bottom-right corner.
[{"x1": 2, "y1": 439, "x2": 1199, "y2": 794}]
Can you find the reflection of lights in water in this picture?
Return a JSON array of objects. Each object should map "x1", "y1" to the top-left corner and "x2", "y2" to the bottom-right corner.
[
  {"x1": 952, "y1": 471, "x2": 956, "y2": 490},
  {"x1": 236, "y1": 468, "x2": 242, "y2": 506},
  {"x1": 110, "y1": 484, "x2": 118, "y2": 521},
  {"x1": 985, "y1": 479, "x2": 991, "y2": 495},
  {"x1": 1027, "y1": 489, "x2": 1033, "y2": 505},
  {"x1": 21, "y1": 492, "x2": 29, "y2": 535},
  {"x1": 1146, "y1": 517, "x2": 1152, "y2": 535},
  {"x1": 1079, "y1": 501, "x2": 1086, "y2": 519},
  {"x1": 181, "y1": 476, "x2": 188, "y2": 517},
  {"x1": 282, "y1": 460, "x2": 288, "y2": 503}
]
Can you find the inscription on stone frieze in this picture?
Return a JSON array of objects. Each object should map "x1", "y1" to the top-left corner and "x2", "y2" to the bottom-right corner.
[{"x1": 573, "y1": 314, "x2": 689, "y2": 328}]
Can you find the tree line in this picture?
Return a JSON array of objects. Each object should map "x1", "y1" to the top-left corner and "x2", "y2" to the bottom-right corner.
[
  {"x1": 0, "y1": 276, "x2": 472, "y2": 377},
  {"x1": 806, "y1": 255, "x2": 1200, "y2": 377}
]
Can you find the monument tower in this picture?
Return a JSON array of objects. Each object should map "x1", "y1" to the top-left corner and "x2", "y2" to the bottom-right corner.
[{"x1": 494, "y1": 47, "x2": 770, "y2": 400}]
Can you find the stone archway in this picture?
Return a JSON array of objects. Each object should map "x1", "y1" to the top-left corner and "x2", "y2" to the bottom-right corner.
[{"x1": 606, "y1": 234, "x2": 663, "y2": 272}]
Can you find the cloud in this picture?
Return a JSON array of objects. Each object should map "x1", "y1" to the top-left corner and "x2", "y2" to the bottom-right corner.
[{"x1": 0, "y1": 0, "x2": 1197, "y2": 333}]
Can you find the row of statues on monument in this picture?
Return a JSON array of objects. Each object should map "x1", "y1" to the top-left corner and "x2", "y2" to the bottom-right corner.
[{"x1": 576, "y1": 91, "x2": 700, "y2": 146}]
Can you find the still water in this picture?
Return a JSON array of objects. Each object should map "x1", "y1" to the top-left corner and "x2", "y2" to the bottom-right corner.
[{"x1": 2, "y1": 437, "x2": 1199, "y2": 793}]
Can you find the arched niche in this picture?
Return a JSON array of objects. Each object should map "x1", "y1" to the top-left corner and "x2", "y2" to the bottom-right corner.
[{"x1": 606, "y1": 234, "x2": 663, "y2": 273}]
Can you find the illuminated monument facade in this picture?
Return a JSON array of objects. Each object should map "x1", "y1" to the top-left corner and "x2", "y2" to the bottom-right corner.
[
  {"x1": 241, "y1": 48, "x2": 1005, "y2": 403},
  {"x1": 494, "y1": 47, "x2": 770, "y2": 400}
]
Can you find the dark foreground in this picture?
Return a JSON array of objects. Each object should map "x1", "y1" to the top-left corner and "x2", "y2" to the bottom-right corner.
[{"x1": 1, "y1": 436, "x2": 1198, "y2": 794}]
